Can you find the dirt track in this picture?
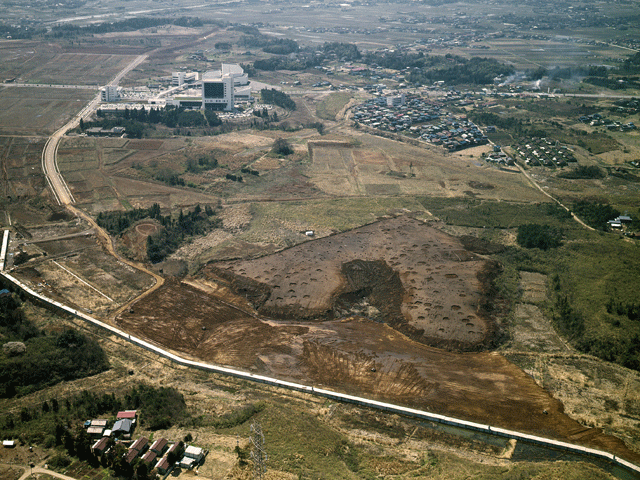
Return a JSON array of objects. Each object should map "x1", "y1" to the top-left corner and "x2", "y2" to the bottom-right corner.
[{"x1": 115, "y1": 216, "x2": 640, "y2": 463}]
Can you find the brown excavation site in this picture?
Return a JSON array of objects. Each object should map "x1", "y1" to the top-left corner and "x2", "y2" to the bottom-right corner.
[{"x1": 116, "y1": 216, "x2": 640, "y2": 463}]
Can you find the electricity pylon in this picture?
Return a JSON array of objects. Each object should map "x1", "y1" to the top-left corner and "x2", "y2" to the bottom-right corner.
[{"x1": 250, "y1": 422, "x2": 267, "y2": 480}]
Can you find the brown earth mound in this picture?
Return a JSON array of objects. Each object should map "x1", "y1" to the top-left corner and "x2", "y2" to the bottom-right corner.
[{"x1": 207, "y1": 216, "x2": 501, "y2": 351}]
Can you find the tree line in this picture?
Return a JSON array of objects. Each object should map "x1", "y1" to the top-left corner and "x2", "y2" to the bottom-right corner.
[
  {"x1": 96, "y1": 203, "x2": 163, "y2": 236},
  {"x1": 406, "y1": 56, "x2": 515, "y2": 86},
  {"x1": 90, "y1": 106, "x2": 221, "y2": 130},
  {"x1": 50, "y1": 16, "x2": 208, "y2": 36},
  {"x1": 250, "y1": 42, "x2": 360, "y2": 71}
]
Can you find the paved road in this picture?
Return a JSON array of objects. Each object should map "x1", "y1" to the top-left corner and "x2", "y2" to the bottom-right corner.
[
  {"x1": 38, "y1": 53, "x2": 165, "y2": 310},
  {"x1": 41, "y1": 95, "x2": 97, "y2": 205},
  {"x1": 1, "y1": 83, "x2": 97, "y2": 90},
  {"x1": 41, "y1": 54, "x2": 147, "y2": 206},
  {"x1": 108, "y1": 54, "x2": 147, "y2": 87}
]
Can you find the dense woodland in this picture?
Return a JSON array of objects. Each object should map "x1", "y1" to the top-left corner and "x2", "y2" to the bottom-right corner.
[
  {"x1": 407, "y1": 56, "x2": 515, "y2": 85},
  {"x1": 249, "y1": 41, "x2": 515, "y2": 86},
  {"x1": 0, "y1": 292, "x2": 109, "y2": 398},
  {"x1": 0, "y1": 23, "x2": 46, "y2": 39},
  {"x1": 260, "y1": 89, "x2": 296, "y2": 110},
  {"x1": 551, "y1": 275, "x2": 640, "y2": 371},
  {"x1": 572, "y1": 200, "x2": 620, "y2": 231},
  {"x1": 516, "y1": 224, "x2": 563, "y2": 250},
  {"x1": 147, "y1": 206, "x2": 220, "y2": 263}
]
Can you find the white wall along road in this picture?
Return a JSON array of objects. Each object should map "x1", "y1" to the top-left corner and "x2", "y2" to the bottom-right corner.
[{"x1": 8, "y1": 52, "x2": 639, "y2": 478}]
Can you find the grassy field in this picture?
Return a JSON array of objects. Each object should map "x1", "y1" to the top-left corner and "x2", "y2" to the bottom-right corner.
[
  {"x1": 243, "y1": 196, "x2": 429, "y2": 241},
  {"x1": 418, "y1": 197, "x2": 572, "y2": 230},
  {"x1": 0, "y1": 88, "x2": 96, "y2": 135},
  {"x1": 316, "y1": 92, "x2": 355, "y2": 121}
]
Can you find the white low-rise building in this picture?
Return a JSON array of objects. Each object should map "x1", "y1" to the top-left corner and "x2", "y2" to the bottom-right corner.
[
  {"x1": 172, "y1": 71, "x2": 199, "y2": 86},
  {"x1": 100, "y1": 85, "x2": 121, "y2": 102},
  {"x1": 222, "y1": 63, "x2": 249, "y2": 86},
  {"x1": 184, "y1": 445, "x2": 204, "y2": 462}
]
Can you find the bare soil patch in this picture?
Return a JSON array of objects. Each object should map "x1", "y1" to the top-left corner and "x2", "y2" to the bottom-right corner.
[
  {"x1": 209, "y1": 216, "x2": 498, "y2": 351},
  {"x1": 507, "y1": 272, "x2": 570, "y2": 354},
  {"x1": 307, "y1": 133, "x2": 547, "y2": 201},
  {"x1": 0, "y1": 88, "x2": 95, "y2": 135},
  {"x1": 10, "y1": 222, "x2": 155, "y2": 317},
  {"x1": 135, "y1": 222, "x2": 158, "y2": 236},
  {"x1": 115, "y1": 277, "x2": 639, "y2": 463}
]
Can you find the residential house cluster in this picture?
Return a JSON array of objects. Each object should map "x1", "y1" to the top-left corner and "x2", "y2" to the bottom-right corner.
[
  {"x1": 352, "y1": 94, "x2": 443, "y2": 133},
  {"x1": 607, "y1": 215, "x2": 633, "y2": 230},
  {"x1": 606, "y1": 121, "x2": 636, "y2": 132},
  {"x1": 420, "y1": 118, "x2": 488, "y2": 151},
  {"x1": 351, "y1": 93, "x2": 489, "y2": 151},
  {"x1": 84, "y1": 410, "x2": 137, "y2": 440},
  {"x1": 485, "y1": 146, "x2": 515, "y2": 166},
  {"x1": 512, "y1": 137, "x2": 576, "y2": 167},
  {"x1": 86, "y1": 409, "x2": 206, "y2": 475},
  {"x1": 579, "y1": 113, "x2": 636, "y2": 131}
]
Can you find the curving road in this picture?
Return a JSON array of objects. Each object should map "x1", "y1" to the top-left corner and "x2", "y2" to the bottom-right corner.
[
  {"x1": 40, "y1": 54, "x2": 164, "y2": 319},
  {"x1": 18, "y1": 466, "x2": 79, "y2": 480},
  {"x1": 41, "y1": 54, "x2": 147, "y2": 207}
]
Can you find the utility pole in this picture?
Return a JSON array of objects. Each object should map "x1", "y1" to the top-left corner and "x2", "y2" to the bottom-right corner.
[{"x1": 250, "y1": 422, "x2": 267, "y2": 480}]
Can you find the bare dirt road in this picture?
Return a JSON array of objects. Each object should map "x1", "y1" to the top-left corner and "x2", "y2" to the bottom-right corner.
[{"x1": 39, "y1": 54, "x2": 163, "y2": 321}]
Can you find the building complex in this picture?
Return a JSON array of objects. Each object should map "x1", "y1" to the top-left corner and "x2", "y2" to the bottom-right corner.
[{"x1": 99, "y1": 63, "x2": 251, "y2": 112}]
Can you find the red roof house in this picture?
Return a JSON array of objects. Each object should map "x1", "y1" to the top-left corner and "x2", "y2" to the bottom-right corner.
[{"x1": 116, "y1": 410, "x2": 137, "y2": 420}]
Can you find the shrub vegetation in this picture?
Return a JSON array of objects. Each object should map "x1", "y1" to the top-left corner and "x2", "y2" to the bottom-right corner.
[
  {"x1": 558, "y1": 165, "x2": 605, "y2": 179},
  {"x1": 0, "y1": 293, "x2": 109, "y2": 398},
  {"x1": 260, "y1": 89, "x2": 296, "y2": 110},
  {"x1": 271, "y1": 137, "x2": 294, "y2": 156},
  {"x1": 572, "y1": 200, "x2": 619, "y2": 230},
  {"x1": 516, "y1": 224, "x2": 563, "y2": 250}
]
